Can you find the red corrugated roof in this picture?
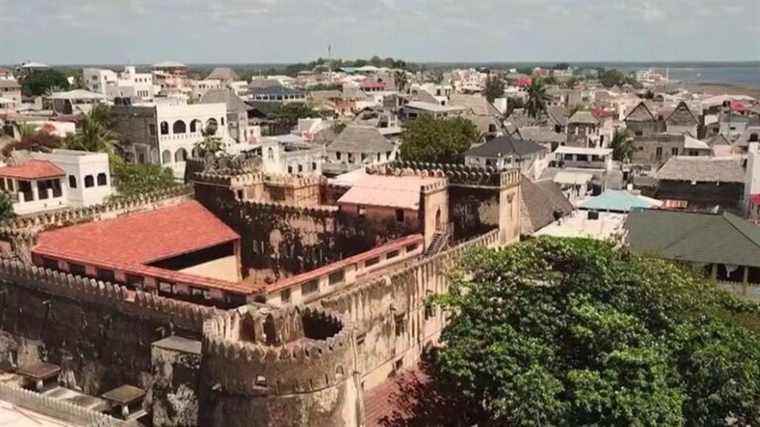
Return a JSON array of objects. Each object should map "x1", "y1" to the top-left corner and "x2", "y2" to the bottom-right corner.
[
  {"x1": 34, "y1": 201, "x2": 239, "y2": 267},
  {"x1": 0, "y1": 160, "x2": 64, "y2": 180}
]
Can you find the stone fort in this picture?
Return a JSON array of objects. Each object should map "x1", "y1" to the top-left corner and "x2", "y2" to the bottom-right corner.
[{"x1": 0, "y1": 161, "x2": 520, "y2": 426}]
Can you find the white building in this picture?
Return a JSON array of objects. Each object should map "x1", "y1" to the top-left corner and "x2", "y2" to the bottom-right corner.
[
  {"x1": 83, "y1": 66, "x2": 157, "y2": 102},
  {"x1": 261, "y1": 137, "x2": 325, "y2": 176},
  {"x1": 0, "y1": 150, "x2": 112, "y2": 216},
  {"x1": 112, "y1": 99, "x2": 229, "y2": 178}
]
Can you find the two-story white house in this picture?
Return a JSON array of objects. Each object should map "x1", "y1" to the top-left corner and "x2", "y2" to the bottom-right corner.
[
  {"x1": 0, "y1": 150, "x2": 112, "y2": 216},
  {"x1": 111, "y1": 99, "x2": 229, "y2": 178}
]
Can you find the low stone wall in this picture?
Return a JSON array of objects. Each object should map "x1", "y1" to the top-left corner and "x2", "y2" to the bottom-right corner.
[{"x1": 0, "y1": 382, "x2": 122, "y2": 426}]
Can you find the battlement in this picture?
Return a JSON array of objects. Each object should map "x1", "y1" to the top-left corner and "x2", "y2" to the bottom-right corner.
[
  {"x1": 368, "y1": 161, "x2": 520, "y2": 188},
  {"x1": 192, "y1": 171, "x2": 263, "y2": 187},
  {"x1": 0, "y1": 185, "x2": 193, "y2": 233},
  {"x1": 202, "y1": 305, "x2": 353, "y2": 396},
  {"x1": 420, "y1": 177, "x2": 449, "y2": 194},
  {"x1": 0, "y1": 260, "x2": 219, "y2": 332},
  {"x1": 193, "y1": 171, "x2": 327, "y2": 190},
  {"x1": 262, "y1": 174, "x2": 326, "y2": 189},
  {"x1": 240, "y1": 200, "x2": 339, "y2": 218},
  {"x1": 186, "y1": 156, "x2": 261, "y2": 178}
]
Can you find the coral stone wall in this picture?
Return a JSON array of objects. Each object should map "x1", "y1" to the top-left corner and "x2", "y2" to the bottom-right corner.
[
  {"x1": 200, "y1": 307, "x2": 360, "y2": 427},
  {"x1": 0, "y1": 261, "x2": 216, "y2": 415}
]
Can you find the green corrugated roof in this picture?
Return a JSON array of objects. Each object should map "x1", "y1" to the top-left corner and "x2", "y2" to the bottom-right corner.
[{"x1": 626, "y1": 210, "x2": 760, "y2": 268}]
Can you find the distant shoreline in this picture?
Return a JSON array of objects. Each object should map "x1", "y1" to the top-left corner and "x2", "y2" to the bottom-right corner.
[{"x1": 678, "y1": 82, "x2": 760, "y2": 99}]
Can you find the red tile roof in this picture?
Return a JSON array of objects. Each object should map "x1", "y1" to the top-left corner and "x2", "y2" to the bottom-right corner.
[
  {"x1": 364, "y1": 369, "x2": 427, "y2": 427},
  {"x1": 0, "y1": 160, "x2": 64, "y2": 180},
  {"x1": 34, "y1": 201, "x2": 239, "y2": 268}
]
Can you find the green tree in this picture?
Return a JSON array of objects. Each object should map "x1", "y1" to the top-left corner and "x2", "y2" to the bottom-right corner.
[
  {"x1": 482, "y1": 75, "x2": 505, "y2": 103},
  {"x1": 542, "y1": 75, "x2": 558, "y2": 85},
  {"x1": 0, "y1": 192, "x2": 14, "y2": 221},
  {"x1": 399, "y1": 116, "x2": 478, "y2": 163},
  {"x1": 386, "y1": 238, "x2": 760, "y2": 426},
  {"x1": 63, "y1": 105, "x2": 118, "y2": 154},
  {"x1": 273, "y1": 103, "x2": 320, "y2": 128},
  {"x1": 2, "y1": 128, "x2": 62, "y2": 156},
  {"x1": 610, "y1": 130, "x2": 634, "y2": 162},
  {"x1": 525, "y1": 78, "x2": 550, "y2": 118},
  {"x1": 110, "y1": 160, "x2": 177, "y2": 198},
  {"x1": 599, "y1": 69, "x2": 641, "y2": 89},
  {"x1": 193, "y1": 127, "x2": 226, "y2": 158},
  {"x1": 394, "y1": 70, "x2": 409, "y2": 93},
  {"x1": 21, "y1": 69, "x2": 70, "y2": 96}
]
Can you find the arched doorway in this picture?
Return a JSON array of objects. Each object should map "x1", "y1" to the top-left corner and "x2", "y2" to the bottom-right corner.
[{"x1": 435, "y1": 208, "x2": 442, "y2": 232}]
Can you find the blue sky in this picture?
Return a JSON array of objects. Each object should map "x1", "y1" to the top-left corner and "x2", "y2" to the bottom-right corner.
[{"x1": 1, "y1": 0, "x2": 758, "y2": 64}]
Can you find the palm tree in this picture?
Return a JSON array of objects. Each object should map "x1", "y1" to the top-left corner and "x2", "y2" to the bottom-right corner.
[
  {"x1": 13, "y1": 123, "x2": 38, "y2": 141},
  {"x1": 525, "y1": 79, "x2": 551, "y2": 119},
  {"x1": 63, "y1": 105, "x2": 118, "y2": 154},
  {"x1": 610, "y1": 130, "x2": 634, "y2": 163},
  {"x1": 394, "y1": 70, "x2": 409, "y2": 94}
]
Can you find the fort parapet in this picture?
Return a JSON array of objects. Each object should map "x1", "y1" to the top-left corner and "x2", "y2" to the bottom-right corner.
[{"x1": 200, "y1": 306, "x2": 359, "y2": 427}]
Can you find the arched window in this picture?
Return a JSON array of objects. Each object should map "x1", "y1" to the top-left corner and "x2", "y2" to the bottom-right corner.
[
  {"x1": 750, "y1": 133, "x2": 759, "y2": 143},
  {"x1": 68, "y1": 175, "x2": 77, "y2": 189},
  {"x1": 192, "y1": 147, "x2": 200, "y2": 158},
  {"x1": 190, "y1": 119, "x2": 202, "y2": 133},
  {"x1": 220, "y1": 117, "x2": 225, "y2": 126},
  {"x1": 267, "y1": 147, "x2": 274, "y2": 160},
  {"x1": 206, "y1": 118, "x2": 218, "y2": 135},
  {"x1": 162, "y1": 150, "x2": 172, "y2": 164},
  {"x1": 84, "y1": 175, "x2": 94, "y2": 188},
  {"x1": 96, "y1": 173, "x2": 107, "y2": 186},
  {"x1": 172, "y1": 120, "x2": 186, "y2": 134},
  {"x1": 160, "y1": 121, "x2": 169, "y2": 135},
  {"x1": 174, "y1": 148, "x2": 188, "y2": 162}
]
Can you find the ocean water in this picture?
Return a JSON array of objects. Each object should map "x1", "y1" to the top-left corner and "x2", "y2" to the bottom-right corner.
[{"x1": 663, "y1": 66, "x2": 760, "y2": 88}]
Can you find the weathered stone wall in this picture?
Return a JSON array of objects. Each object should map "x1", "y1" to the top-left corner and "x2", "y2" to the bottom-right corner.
[
  {"x1": 151, "y1": 337, "x2": 203, "y2": 427},
  {"x1": 0, "y1": 261, "x2": 217, "y2": 415},
  {"x1": 199, "y1": 307, "x2": 360, "y2": 427},
  {"x1": 318, "y1": 229, "x2": 500, "y2": 391},
  {"x1": 195, "y1": 180, "x2": 342, "y2": 280},
  {"x1": 0, "y1": 382, "x2": 123, "y2": 426}
]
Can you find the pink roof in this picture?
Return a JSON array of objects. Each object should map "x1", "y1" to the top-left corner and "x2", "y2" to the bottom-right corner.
[
  {"x1": 516, "y1": 77, "x2": 532, "y2": 87},
  {"x1": 730, "y1": 100, "x2": 747, "y2": 112},
  {"x1": 0, "y1": 160, "x2": 64, "y2": 180},
  {"x1": 337, "y1": 174, "x2": 444, "y2": 210},
  {"x1": 34, "y1": 201, "x2": 239, "y2": 267}
]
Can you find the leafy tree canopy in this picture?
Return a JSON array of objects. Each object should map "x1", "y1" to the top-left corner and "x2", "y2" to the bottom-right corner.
[
  {"x1": 387, "y1": 238, "x2": 760, "y2": 426},
  {"x1": 21, "y1": 69, "x2": 70, "y2": 96},
  {"x1": 599, "y1": 69, "x2": 643, "y2": 89},
  {"x1": 0, "y1": 192, "x2": 14, "y2": 222},
  {"x1": 483, "y1": 76, "x2": 505, "y2": 103},
  {"x1": 273, "y1": 103, "x2": 320, "y2": 126},
  {"x1": 399, "y1": 116, "x2": 478, "y2": 163},
  {"x1": 110, "y1": 159, "x2": 177, "y2": 198}
]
